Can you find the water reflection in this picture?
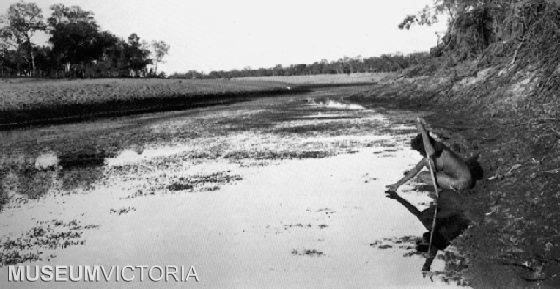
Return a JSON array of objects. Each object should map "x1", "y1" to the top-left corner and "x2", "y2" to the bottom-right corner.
[
  {"x1": 58, "y1": 150, "x2": 108, "y2": 168},
  {"x1": 57, "y1": 149, "x2": 111, "y2": 191},
  {"x1": 384, "y1": 189, "x2": 471, "y2": 283},
  {"x1": 0, "y1": 148, "x2": 113, "y2": 207},
  {"x1": 0, "y1": 155, "x2": 58, "y2": 204},
  {"x1": 57, "y1": 163, "x2": 105, "y2": 192}
]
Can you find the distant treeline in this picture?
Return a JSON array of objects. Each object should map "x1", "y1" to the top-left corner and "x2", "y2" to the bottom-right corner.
[
  {"x1": 0, "y1": 2, "x2": 169, "y2": 78},
  {"x1": 169, "y1": 52, "x2": 431, "y2": 79}
]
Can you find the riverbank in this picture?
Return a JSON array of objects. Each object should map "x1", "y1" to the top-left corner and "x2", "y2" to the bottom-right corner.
[
  {"x1": 236, "y1": 72, "x2": 395, "y2": 85},
  {"x1": 347, "y1": 72, "x2": 560, "y2": 288},
  {"x1": 0, "y1": 75, "x2": 387, "y2": 129},
  {"x1": 0, "y1": 78, "x2": 298, "y2": 129}
]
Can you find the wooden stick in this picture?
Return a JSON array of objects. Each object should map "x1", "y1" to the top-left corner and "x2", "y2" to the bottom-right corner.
[
  {"x1": 426, "y1": 156, "x2": 439, "y2": 256},
  {"x1": 417, "y1": 117, "x2": 440, "y2": 261}
]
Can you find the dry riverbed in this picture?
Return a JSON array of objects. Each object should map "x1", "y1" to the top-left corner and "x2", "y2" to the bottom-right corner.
[{"x1": 0, "y1": 86, "x2": 470, "y2": 288}]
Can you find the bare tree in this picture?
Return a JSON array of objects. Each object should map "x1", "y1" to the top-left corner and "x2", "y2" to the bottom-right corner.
[
  {"x1": 151, "y1": 40, "x2": 170, "y2": 76},
  {"x1": 3, "y1": 1, "x2": 46, "y2": 75}
]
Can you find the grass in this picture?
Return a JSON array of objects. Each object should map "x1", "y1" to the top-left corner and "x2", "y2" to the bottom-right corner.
[
  {"x1": 0, "y1": 74, "x2": 392, "y2": 112},
  {"x1": 0, "y1": 78, "x2": 287, "y2": 111},
  {"x1": 0, "y1": 78, "x2": 295, "y2": 128},
  {"x1": 0, "y1": 74, "x2": 394, "y2": 127},
  {"x1": 235, "y1": 72, "x2": 395, "y2": 85}
]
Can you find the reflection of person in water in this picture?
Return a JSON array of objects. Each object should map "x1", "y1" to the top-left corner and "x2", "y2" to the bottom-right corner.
[
  {"x1": 385, "y1": 190, "x2": 471, "y2": 271},
  {"x1": 386, "y1": 119, "x2": 474, "y2": 192}
]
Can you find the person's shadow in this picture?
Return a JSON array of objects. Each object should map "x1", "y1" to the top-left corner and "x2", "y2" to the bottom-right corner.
[{"x1": 385, "y1": 189, "x2": 471, "y2": 272}]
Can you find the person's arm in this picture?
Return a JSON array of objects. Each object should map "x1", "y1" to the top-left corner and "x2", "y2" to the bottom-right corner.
[{"x1": 386, "y1": 158, "x2": 427, "y2": 191}]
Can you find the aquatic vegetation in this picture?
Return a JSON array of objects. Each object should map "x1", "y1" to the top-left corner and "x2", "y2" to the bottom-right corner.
[
  {"x1": 166, "y1": 172, "x2": 243, "y2": 193},
  {"x1": 291, "y1": 248, "x2": 324, "y2": 256},
  {"x1": 110, "y1": 207, "x2": 136, "y2": 215},
  {"x1": 0, "y1": 219, "x2": 98, "y2": 266}
]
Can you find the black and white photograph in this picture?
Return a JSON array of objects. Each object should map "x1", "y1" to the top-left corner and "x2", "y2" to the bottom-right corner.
[{"x1": 1, "y1": 0, "x2": 559, "y2": 288}]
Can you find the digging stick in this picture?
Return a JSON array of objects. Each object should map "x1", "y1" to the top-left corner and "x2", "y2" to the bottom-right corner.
[{"x1": 417, "y1": 117, "x2": 439, "y2": 261}]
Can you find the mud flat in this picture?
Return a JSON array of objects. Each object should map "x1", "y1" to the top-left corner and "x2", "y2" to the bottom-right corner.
[{"x1": 0, "y1": 86, "x2": 469, "y2": 288}]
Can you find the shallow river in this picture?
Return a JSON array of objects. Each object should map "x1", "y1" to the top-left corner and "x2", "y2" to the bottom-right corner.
[{"x1": 0, "y1": 86, "x2": 470, "y2": 288}]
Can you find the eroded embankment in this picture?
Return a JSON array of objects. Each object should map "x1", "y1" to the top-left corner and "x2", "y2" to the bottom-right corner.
[{"x1": 347, "y1": 72, "x2": 560, "y2": 288}]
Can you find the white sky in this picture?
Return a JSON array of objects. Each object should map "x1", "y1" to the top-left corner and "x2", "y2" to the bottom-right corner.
[{"x1": 0, "y1": 0, "x2": 448, "y2": 74}]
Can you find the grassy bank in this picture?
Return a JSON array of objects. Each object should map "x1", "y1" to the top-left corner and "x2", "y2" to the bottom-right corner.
[
  {"x1": 0, "y1": 74, "x2": 387, "y2": 129},
  {"x1": 236, "y1": 72, "x2": 394, "y2": 85},
  {"x1": 0, "y1": 78, "x2": 299, "y2": 128},
  {"x1": 347, "y1": 69, "x2": 560, "y2": 288}
]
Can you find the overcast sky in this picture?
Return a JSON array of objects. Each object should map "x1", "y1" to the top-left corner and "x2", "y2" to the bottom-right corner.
[{"x1": 1, "y1": 0, "x2": 448, "y2": 74}]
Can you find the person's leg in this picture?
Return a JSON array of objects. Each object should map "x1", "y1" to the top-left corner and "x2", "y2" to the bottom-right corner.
[
  {"x1": 418, "y1": 171, "x2": 470, "y2": 191},
  {"x1": 417, "y1": 172, "x2": 443, "y2": 191},
  {"x1": 417, "y1": 171, "x2": 432, "y2": 184},
  {"x1": 435, "y1": 172, "x2": 472, "y2": 191}
]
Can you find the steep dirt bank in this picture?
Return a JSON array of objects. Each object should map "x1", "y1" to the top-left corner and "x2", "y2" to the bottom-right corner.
[{"x1": 347, "y1": 73, "x2": 560, "y2": 288}]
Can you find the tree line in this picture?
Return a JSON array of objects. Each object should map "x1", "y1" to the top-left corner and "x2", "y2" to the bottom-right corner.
[
  {"x1": 170, "y1": 52, "x2": 431, "y2": 79},
  {"x1": 0, "y1": 1, "x2": 170, "y2": 78},
  {"x1": 398, "y1": 0, "x2": 546, "y2": 62}
]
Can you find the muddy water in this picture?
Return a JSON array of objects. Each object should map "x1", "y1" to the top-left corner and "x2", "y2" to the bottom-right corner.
[{"x1": 0, "y1": 86, "x2": 469, "y2": 288}]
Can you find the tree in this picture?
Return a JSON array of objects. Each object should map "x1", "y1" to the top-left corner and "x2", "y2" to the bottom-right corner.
[
  {"x1": 1, "y1": 1, "x2": 46, "y2": 75},
  {"x1": 397, "y1": 0, "x2": 504, "y2": 31},
  {"x1": 48, "y1": 4, "x2": 95, "y2": 25},
  {"x1": 47, "y1": 4, "x2": 101, "y2": 75},
  {"x1": 398, "y1": 0, "x2": 473, "y2": 30},
  {"x1": 151, "y1": 40, "x2": 169, "y2": 75},
  {"x1": 0, "y1": 24, "x2": 18, "y2": 75},
  {"x1": 0, "y1": 16, "x2": 17, "y2": 51},
  {"x1": 398, "y1": 0, "x2": 510, "y2": 60},
  {"x1": 128, "y1": 33, "x2": 139, "y2": 45},
  {"x1": 127, "y1": 33, "x2": 151, "y2": 77}
]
